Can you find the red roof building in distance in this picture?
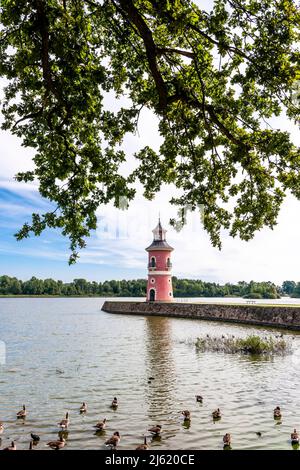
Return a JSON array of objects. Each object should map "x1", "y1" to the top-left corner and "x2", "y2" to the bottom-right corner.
[{"x1": 145, "y1": 219, "x2": 174, "y2": 302}]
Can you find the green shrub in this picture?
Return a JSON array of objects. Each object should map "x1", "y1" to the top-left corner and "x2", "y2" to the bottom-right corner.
[{"x1": 195, "y1": 334, "x2": 289, "y2": 355}]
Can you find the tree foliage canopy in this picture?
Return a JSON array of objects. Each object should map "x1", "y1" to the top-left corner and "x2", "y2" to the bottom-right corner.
[{"x1": 0, "y1": 0, "x2": 299, "y2": 262}]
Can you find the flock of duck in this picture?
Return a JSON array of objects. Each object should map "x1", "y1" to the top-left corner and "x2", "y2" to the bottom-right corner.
[{"x1": 0, "y1": 397, "x2": 299, "y2": 450}]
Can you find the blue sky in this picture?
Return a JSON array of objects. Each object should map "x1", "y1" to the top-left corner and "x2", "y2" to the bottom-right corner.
[
  {"x1": 1, "y1": 130, "x2": 300, "y2": 285},
  {"x1": 0, "y1": 180, "x2": 148, "y2": 282},
  {"x1": 1, "y1": 77, "x2": 300, "y2": 284}
]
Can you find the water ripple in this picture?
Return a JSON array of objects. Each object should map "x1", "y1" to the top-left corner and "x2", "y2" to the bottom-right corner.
[{"x1": 0, "y1": 297, "x2": 300, "y2": 450}]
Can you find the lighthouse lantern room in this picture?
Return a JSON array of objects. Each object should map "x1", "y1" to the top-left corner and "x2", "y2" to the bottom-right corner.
[{"x1": 145, "y1": 219, "x2": 174, "y2": 302}]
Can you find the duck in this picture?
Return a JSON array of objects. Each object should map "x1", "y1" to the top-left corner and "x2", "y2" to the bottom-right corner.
[
  {"x1": 0, "y1": 422, "x2": 4, "y2": 434},
  {"x1": 80, "y1": 402, "x2": 87, "y2": 413},
  {"x1": 3, "y1": 441, "x2": 16, "y2": 451},
  {"x1": 195, "y1": 395, "x2": 203, "y2": 403},
  {"x1": 105, "y1": 431, "x2": 120, "y2": 448},
  {"x1": 182, "y1": 410, "x2": 191, "y2": 421},
  {"x1": 46, "y1": 436, "x2": 65, "y2": 450},
  {"x1": 58, "y1": 412, "x2": 70, "y2": 429},
  {"x1": 223, "y1": 433, "x2": 231, "y2": 446},
  {"x1": 94, "y1": 417, "x2": 107, "y2": 431},
  {"x1": 135, "y1": 436, "x2": 149, "y2": 450},
  {"x1": 273, "y1": 406, "x2": 282, "y2": 419},
  {"x1": 111, "y1": 397, "x2": 118, "y2": 408},
  {"x1": 291, "y1": 429, "x2": 299, "y2": 444},
  {"x1": 212, "y1": 408, "x2": 222, "y2": 419},
  {"x1": 31, "y1": 433, "x2": 40, "y2": 442},
  {"x1": 148, "y1": 424, "x2": 162, "y2": 435},
  {"x1": 17, "y1": 405, "x2": 26, "y2": 418}
]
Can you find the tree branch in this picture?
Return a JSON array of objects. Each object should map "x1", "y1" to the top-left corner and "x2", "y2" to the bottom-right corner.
[
  {"x1": 167, "y1": 86, "x2": 247, "y2": 148},
  {"x1": 34, "y1": 0, "x2": 64, "y2": 104},
  {"x1": 149, "y1": 0, "x2": 254, "y2": 63},
  {"x1": 188, "y1": 23, "x2": 253, "y2": 63},
  {"x1": 12, "y1": 110, "x2": 43, "y2": 130},
  {"x1": 112, "y1": 0, "x2": 250, "y2": 148},
  {"x1": 115, "y1": 0, "x2": 168, "y2": 111},
  {"x1": 157, "y1": 47, "x2": 194, "y2": 59},
  {"x1": 35, "y1": 0, "x2": 53, "y2": 93}
]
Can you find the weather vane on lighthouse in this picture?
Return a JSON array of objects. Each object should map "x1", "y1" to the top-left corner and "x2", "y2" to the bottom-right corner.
[{"x1": 145, "y1": 218, "x2": 174, "y2": 302}]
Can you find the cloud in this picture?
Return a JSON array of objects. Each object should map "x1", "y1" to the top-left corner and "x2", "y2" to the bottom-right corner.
[
  {"x1": 2, "y1": 172, "x2": 300, "y2": 285},
  {"x1": 0, "y1": 201, "x2": 35, "y2": 217},
  {"x1": 0, "y1": 245, "x2": 68, "y2": 261},
  {"x1": 1, "y1": 76, "x2": 300, "y2": 284}
]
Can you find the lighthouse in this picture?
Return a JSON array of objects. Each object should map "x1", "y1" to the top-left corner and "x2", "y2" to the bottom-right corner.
[{"x1": 146, "y1": 219, "x2": 174, "y2": 302}]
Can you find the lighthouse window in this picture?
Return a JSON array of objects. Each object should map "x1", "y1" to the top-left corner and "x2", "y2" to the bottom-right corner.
[
  {"x1": 151, "y1": 278, "x2": 155, "y2": 284},
  {"x1": 167, "y1": 258, "x2": 171, "y2": 266},
  {"x1": 169, "y1": 292, "x2": 172, "y2": 296},
  {"x1": 168, "y1": 279, "x2": 171, "y2": 283},
  {"x1": 150, "y1": 257, "x2": 156, "y2": 267}
]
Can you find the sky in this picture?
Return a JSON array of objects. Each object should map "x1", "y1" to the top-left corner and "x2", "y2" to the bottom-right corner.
[
  {"x1": 0, "y1": 19, "x2": 300, "y2": 285},
  {"x1": 1, "y1": 100, "x2": 300, "y2": 285}
]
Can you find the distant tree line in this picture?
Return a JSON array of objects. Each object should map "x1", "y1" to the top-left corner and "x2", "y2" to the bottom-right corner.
[
  {"x1": 0, "y1": 276, "x2": 147, "y2": 297},
  {"x1": 172, "y1": 279, "x2": 281, "y2": 299},
  {"x1": 1, "y1": 275, "x2": 299, "y2": 298}
]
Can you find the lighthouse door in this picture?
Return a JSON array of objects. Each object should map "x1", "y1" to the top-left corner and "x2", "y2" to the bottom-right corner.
[{"x1": 149, "y1": 289, "x2": 155, "y2": 302}]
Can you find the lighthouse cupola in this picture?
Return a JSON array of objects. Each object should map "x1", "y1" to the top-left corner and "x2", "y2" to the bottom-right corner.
[{"x1": 146, "y1": 219, "x2": 174, "y2": 302}]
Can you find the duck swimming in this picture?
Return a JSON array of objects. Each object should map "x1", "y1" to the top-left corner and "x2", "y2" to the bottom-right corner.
[
  {"x1": 182, "y1": 410, "x2": 191, "y2": 421},
  {"x1": 94, "y1": 417, "x2": 107, "y2": 431},
  {"x1": 17, "y1": 405, "x2": 26, "y2": 418},
  {"x1": 212, "y1": 408, "x2": 222, "y2": 419},
  {"x1": 58, "y1": 412, "x2": 70, "y2": 429},
  {"x1": 135, "y1": 436, "x2": 149, "y2": 450},
  {"x1": 80, "y1": 402, "x2": 87, "y2": 413},
  {"x1": 291, "y1": 429, "x2": 299, "y2": 444},
  {"x1": 3, "y1": 441, "x2": 16, "y2": 451},
  {"x1": 195, "y1": 395, "x2": 203, "y2": 403},
  {"x1": 148, "y1": 425, "x2": 162, "y2": 436},
  {"x1": 111, "y1": 397, "x2": 118, "y2": 408},
  {"x1": 105, "y1": 431, "x2": 120, "y2": 448},
  {"x1": 31, "y1": 433, "x2": 40, "y2": 442},
  {"x1": 273, "y1": 406, "x2": 282, "y2": 419},
  {"x1": 46, "y1": 437, "x2": 65, "y2": 450},
  {"x1": 223, "y1": 433, "x2": 231, "y2": 446}
]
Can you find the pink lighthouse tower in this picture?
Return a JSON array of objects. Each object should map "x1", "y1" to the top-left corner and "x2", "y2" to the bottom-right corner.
[{"x1": 146, "y1": 218, "x2": 174, "y2": 302}]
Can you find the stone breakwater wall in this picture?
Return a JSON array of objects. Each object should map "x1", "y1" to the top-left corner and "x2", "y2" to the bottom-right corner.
[{"x1": 102, "y1": 301, "x2": 300, "y2": 330}]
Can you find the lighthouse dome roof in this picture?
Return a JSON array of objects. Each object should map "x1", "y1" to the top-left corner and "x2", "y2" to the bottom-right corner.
[
  {"x1": 145, "y1": 219, "x2": 174, "y2": 251},
  {"x1": 153, "y1": 219, "x2": 166, "y2": 241}
]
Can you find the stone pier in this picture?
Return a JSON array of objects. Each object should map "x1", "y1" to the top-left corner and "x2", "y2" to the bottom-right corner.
[{"x1": 102, "y1": 301, "x2": 300, "y2": 330}]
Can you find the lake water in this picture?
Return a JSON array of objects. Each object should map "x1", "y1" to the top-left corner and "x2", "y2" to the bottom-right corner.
[{"x1": 0, "y1": 297, "x2": 300, "y2": 451}]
